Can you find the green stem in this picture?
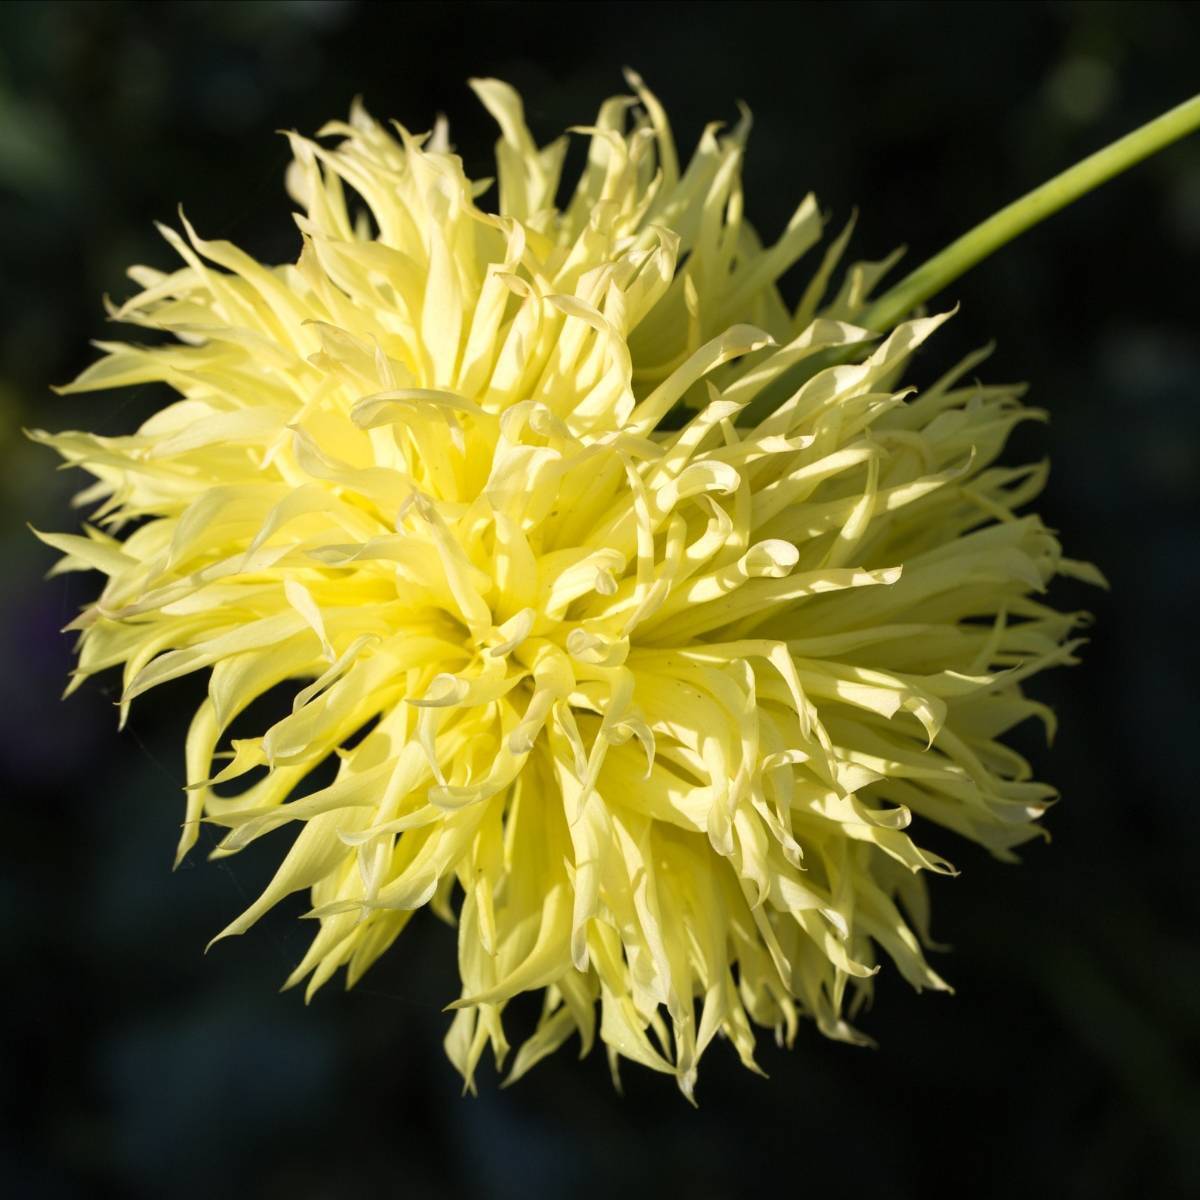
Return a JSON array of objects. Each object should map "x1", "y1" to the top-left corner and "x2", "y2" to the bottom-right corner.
[{"x1": 857, "y1": 93, "x2": 1200, "y2": 332}]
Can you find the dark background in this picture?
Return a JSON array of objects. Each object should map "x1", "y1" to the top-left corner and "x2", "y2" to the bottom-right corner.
[{"x1": 3, "y1": 2, "x2": 1199, "y2": 1197}]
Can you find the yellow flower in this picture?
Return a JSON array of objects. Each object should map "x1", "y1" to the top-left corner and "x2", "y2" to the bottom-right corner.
[{"x1": 34, "y1": 75, "x2": 1103, "y2": 1097}]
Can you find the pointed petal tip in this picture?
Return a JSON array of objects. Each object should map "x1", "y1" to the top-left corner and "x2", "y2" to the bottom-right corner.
[{"x1": 203, "y1": 927, "x2": 234, "y2": 955}]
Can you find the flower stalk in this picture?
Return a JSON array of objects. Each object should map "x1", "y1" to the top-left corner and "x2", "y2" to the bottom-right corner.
[{"x1": 859, "y1": 92, "x2": 1200, "y2": 332}]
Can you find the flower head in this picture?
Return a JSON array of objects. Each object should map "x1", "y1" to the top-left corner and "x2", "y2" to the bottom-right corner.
[{"x1": 34, "y1": 75, "x2": 1098, "y2": 1096}]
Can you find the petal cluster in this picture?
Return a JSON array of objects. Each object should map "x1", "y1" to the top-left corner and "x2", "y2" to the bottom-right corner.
[{"x1": 35, "y1": 76, "x2": 1098, "y2": 1096}]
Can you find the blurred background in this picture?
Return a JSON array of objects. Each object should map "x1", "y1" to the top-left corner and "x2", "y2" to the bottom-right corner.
[{"x1": 3, "y1": 2, "x2": 1198, "y2": 1197}]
